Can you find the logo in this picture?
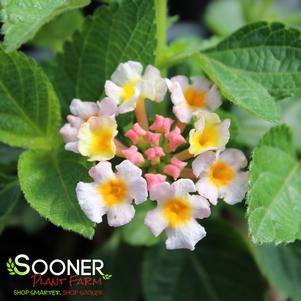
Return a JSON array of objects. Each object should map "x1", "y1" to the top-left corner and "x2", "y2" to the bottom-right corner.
[
  {"x1": 5, "y1": 254, "x2": 112, "y2": 297},
  {"x1": 6, "y1": 254, "x2": 112, "y2": 280}
]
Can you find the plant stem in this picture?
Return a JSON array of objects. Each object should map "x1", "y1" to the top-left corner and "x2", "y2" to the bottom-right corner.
[
  {"x1": 135, "y1": 98, "x2": 149, "y2": 130},
  {"x1": 155, "y1": 0, "x2": 167, "y2": 73}
]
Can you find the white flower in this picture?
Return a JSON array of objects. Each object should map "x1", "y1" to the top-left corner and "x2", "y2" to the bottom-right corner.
[
  {"x1": 76, "y1": 160, "x2": 148, "y2": 227},
  {"x1": 60, "y1": 98, "x2": 117, "y2": 153},
  {"x1": 145, "y1": 179, "x2": 210, "y2": 250},
  {"x1": 166, "y1": 75, "x2": 222, "y2": 123},
  {"x1": 189, "y1": 111, "x2": 230, "y2": 156},
  {"x1": 192, "y1": 149, "x2": 248, "y2": 205},
  {"x1": 105, "y1": 61, "x2": 166, "y2": 114},
  {"x1": 77, "y1": 115, "x2": 118, "y2": 161}
]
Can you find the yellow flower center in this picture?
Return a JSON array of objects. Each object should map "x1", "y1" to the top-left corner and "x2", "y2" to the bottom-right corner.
[
  {"x1": 208, "y1": 161, "x2": 235, "y2": 187},
  {"x1": 91, "y1": 127, "x2": 115, "y2": 156},
  {"x1": 184, "y1": 87, "x2": 206, "y2": 109},
  {"x1": 163, "y1": 198, "x2": 191, "y2": 228},
  {"x1": 190, "y1": 123, "x2": 218, "y2": 154},
  {"x1": 98, "y1": 178, "x2": 127, "y2": 207},
  {"x1": 122, "y1": 80, "x2": 138, "y2": 101}
]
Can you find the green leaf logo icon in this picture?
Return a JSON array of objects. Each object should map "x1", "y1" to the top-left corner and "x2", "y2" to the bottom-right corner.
[
  {"x1": 6, "y1": 258, "x2": 16, "y2": 275},
  {"x1": 102, "y1": 273, "x2": 112, "y2": 280}
]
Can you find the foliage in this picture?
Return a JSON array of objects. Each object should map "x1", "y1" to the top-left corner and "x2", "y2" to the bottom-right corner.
[
  {"x1": 248, "y1": 125, "x2": 301, "y2": 243},
  {"x1": 1, "y1": 0, "x2": 91, "y2": 52},
  {"x1": 51, "y1": 0, "x2": 156, "y2": 115}
]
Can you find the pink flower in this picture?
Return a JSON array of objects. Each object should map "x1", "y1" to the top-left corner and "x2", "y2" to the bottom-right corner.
[
  {"x1": 150, "y1": 115, "x2": 173, "y2": 133},
  {"x1": 165, "y1": 127, "x2": 186, "y2": 151},
  {"x1": 132, "y1": 123, "x2": 146, "y2": 136},
  {"x1": 145, "y1": 173, "x2": 167, "y2": 191},
  {"x1": 122, "y1": 146, "x2": 145, "y2": 165},
  {"x1": 164, "y1": 157, "x2": 187, "y2": 180},
  {"x1": 170, "y1": 157, "x2": 187, "y2": 169},
  {"x1": 145, "y1": 146, "x2": 165, "y2": 160},
  {"x1": 146, "y1": 131, "x2": 161, "y2": 145},
  {"x1": 125, "y1": 122, "x2": 146, "y2": 143}
]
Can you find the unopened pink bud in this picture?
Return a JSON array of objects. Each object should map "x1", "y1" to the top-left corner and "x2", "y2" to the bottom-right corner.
[
  {"x1": 132, "y1": 123, "x2": 146, "y2": 136},
  {"x1": 125, "y1": 129, "x2": 139, "y2": 144},
  {"x1": 164, "y1": 157, "x2": 187, "y2": 180},
  {"x1": 154, "y1": 146, "x2": 165, "y2": 157},
  {"x1": 170, "y1": 157, "x2": 187, "y2": 169},
  {"x1": 146, "y1": 131, "x2": 161, "y2": 145},
  {"x1": 165, "y1": 126, "x2": 186, "y2": 151},
  {"x1": 122, "y1": 146, "x2": 145, "y2": 165},
  {"x1": 145, "y1": 173, "x2": 167, "y2": 191},
  {"x1": 145, "y1": 146, "x2": 165, "y2": 160},
  {"x1": 164, "y1": 164, "x2": 181, "y2": 180},
  {"x1": 150, "y1": 115, "x2": 174, "y2": 133},
  {"x1": 125, "y1": 123, "x2": 146, "y2": 144}
]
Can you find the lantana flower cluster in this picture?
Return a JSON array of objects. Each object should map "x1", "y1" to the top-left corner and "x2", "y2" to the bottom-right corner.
[{"x1": 60, "y1": 61, "x2": 248, "y2": 251}]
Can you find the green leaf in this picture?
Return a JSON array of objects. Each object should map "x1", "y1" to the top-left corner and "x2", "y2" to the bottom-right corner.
[
  {"x1": 233, "y1": 96, "x2": 301, "y2": 150},
  {"x1": 1, "y1": 0, "x2": 91, "y2": 52},
  {"x1": 279, "y1": 96, "x2": 301, "y2": 150},
  {"x1": 247, "y1": 125, "x2": 301, "y2": 243},
  {"x1": 0, "y1": 174, "x2": 20, "y2": 233},
  {"x1": 255, "y1": 242, "x2": 301, "y2": 301},
  {"x1": 29, "y1": 10, "x2": 84, "y2": 52},
  {"x1": 18, "y1": 149, "x2": 95, "y2": 239},
  {"x1": 143, "y1": 220, "x2": 265, "y2": 301},
  {"x1": 199, "y1": 22, "x2": 301, "y2": 122},
  {"x1": 120, "y1": 202, "x2": 163, "y2": 247},
  {"x1": 0, "y1": 47, "x2": 61, "y2": 150},
  {"x1": 51, "y1": 0, "x2": 156, "y2": 115}
]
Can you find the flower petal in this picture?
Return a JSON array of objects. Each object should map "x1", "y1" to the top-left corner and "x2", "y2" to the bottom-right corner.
[
  {"x1": 65, "y1": 142, "x2": 79, "y2": 153},
  {"x1": 88, "y1": 161, "x2": 114, "y2": 183},
  {"x1": 149, "y1": 182, "x2": 173, "y2": 202},
  {"x1": 60, "y1": 123, "x2": 78, "y2": 143},
  {"x1": 98, "y1": 97, "x2": 118, "y2": 116},
  {"x1": 140, "y1": 65, "x2": 167, "y2": 102},
  {"x1": 172, "y1": 179, "x2": 196, "y2": 196},
  {"x1": 118, "y1": 90, "x2": 140, "y2": 114},
  {"x1": 111, "y1": 61, "x2": 143, "y2": 85},
  {"x1": 219, "y1": 148, "x2": 248, "y2": 170},
  {"x1": 76, "y1": 182, "x2": 107, "y2": 223},
  {"x1": 166, "y1": 220, "x2": 206, "y2": 250},
  {"x1": 107, "y1": 203, "x2": 135, "y2": 227},
  {"x1": 221, "y1": 172, "x2": 248, "y2": 205},
  {"x1": 205, "y1": 85, "x2": 222, "y2": 110},
  {"x1": 190, "y1": 76, "x2": 211, "y2": 91},
  {"x1": 70, "y1": 98, "x2": 100, "y2": 119},
  {"x1": 196, "y1": 176, "x2": 219, "y2": 205},
  {"x1": 192, "y1": 151, "x2": 217, "y2": 177},
  {"x1": 188, "y1": 195, "x2": 211, "y2": 219},
  {"x1": 217, "y1": 119, "x2": 231, "y2": 149},
  {"x1": 170, "y1": 75, "x2": 189, "y2": 90},
  {"x1": 128, "y1": 177, "x2": 148, "y2": 204},
  {"x1": 166, "y1": 80, "x2": 186, "y2": 105},
  {"x1": 104, "y1": 80, "x2": 123, "y2": 103},
  {"x1": 144, "y1": 208, "x2": 168, "y2": 236},
  {"x1": 77, "y1": 116, "x2": 117, "y2": 161},
  {"x1": 173, "y1": 102, "x2": 193, "y2": 123},
  {"x1": 116, "y1": 160, "x2": 142, "y2": 182}
]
